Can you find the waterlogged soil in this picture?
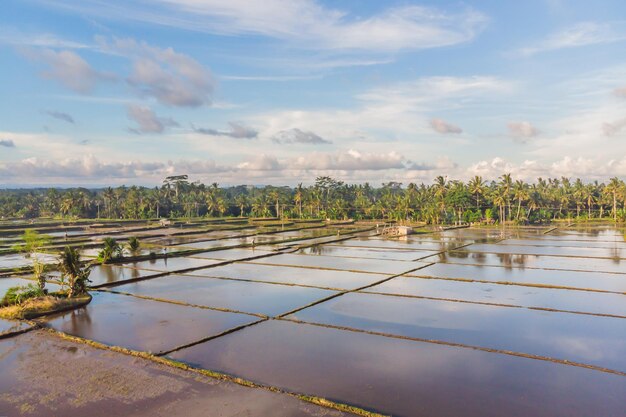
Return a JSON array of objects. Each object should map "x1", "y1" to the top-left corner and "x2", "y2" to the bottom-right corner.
[
  {"x1": 366, "y1": 276, "x2": 626, "y2": 317},
  {"x1": 463, "y1": 243, "x2": 626, "y2": 259},
  {"x1": 187, "y1": 262, "x2": 391, "y2": 289},
  {"x1": 42, "y1": 291, "x2": 257, "y2": 354},
  {"x1": 296, "y1": 245, "x2": 438, "y2": 261},
  {"x1": 113, "y1": 275, "x2": 339, "y2": 316},
  {"x1": 426, "y1": 251, "x2": 626, "y2": 274},
  {"x1": 407, "y1": 262, "x2": 626, "y2": 293},
  {"x1": 188, "y1": 248, "x2": 269, "y2": 261},
  {"x1": 169, "y1": 319, "x2": 626, "y2": 417},
  {"x1": 0, "y1": 318, "x2": 31, "y2": 335},
  {"x1": 249, "y1": 253, "x2": 425, "y2": 275},
  {"x1": 0, "y1": 330, "x2": 345, "y2": 417},
  {"x1": 285, "y1": 292, "x2": 626, "y2": 371}
]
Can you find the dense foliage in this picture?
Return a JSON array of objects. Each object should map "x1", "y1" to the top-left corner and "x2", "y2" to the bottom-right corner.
[{"x1": 1, "y1": 175, "x2": 626, "y2": 224}]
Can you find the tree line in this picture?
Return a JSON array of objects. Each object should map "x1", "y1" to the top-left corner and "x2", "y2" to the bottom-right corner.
[{"x1": 1, "y1": 174, "x2": 625, "y2": 224}]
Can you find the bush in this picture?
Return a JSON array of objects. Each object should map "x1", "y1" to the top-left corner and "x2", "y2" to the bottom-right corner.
[{"x1": 1, "y1": 284, "x2": 45, "y2": 307}]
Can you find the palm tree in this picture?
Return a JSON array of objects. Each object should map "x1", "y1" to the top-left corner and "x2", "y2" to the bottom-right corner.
[
  {"x1": 468, "y1": 175, "x2": 486, "y2": 210},
  {"x1": 294, "y1": 183, "x2": 304, "y2": 218},
  {"x1": 499, "y1": 173, "x2": 513, "y2": 221},
  {"x1": 605, "y1": 177, "x2": 624, "y2": 221},
  {"x1": 59, "y1": 247, "x2": 91, "y2": 298}
]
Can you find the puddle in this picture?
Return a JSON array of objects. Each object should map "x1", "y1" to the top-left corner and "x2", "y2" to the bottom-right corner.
[
  {"x1": 113, "y1": 275, "x2": 339, "y2": 316},
  {"x1": 42, "y1": 291, "x2": 257, "y2": 354},
  {"x1": 285, "y1": 292, "x2": 626, "y2": 371},
  {"x1": 169, "y1": 320, "x2": 626, "y2": 417},
  {"x1": 187, "y1": 262, "x2": 391, "y2": 289}
]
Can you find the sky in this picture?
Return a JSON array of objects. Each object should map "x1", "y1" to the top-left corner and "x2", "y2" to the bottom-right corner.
[{"x1": 1, "y1": 0, "x2": 626, "y2": 187}]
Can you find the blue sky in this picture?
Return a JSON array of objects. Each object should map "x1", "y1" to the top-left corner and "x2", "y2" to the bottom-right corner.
[{"x1": 1, "y1": 0, "x2": 626, "y2": 186}]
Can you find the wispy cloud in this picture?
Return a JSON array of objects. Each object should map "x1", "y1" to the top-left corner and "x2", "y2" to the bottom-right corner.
[
  {"x1": 97, "y1": 37, "x2": 215, "y2": 107},
  {"x1": 0, "y1": 28, "x2": 89, "y2": 49},
  {"x1": 516, "y1": 22, "x2": 626, "y2": 56},
  {"x1": 192, "y1": 121, "x2": 258, "y2": 139},
  {"x1": 45, "y1": 110, "x2": 75, "y2": 124},
  {"x1": 38, "y1": 1, "x2": 487, "y2": 52}
]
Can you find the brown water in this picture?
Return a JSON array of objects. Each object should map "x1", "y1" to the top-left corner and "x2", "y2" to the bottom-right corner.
[
  {"x1": 42, "y1": 291, "x2": 258, "y2": 354},
  {"x1": 169, "y1": 319, "x2": 626, "y2": 417},
  {"x1": 187, "y1": 262, "x2": 390, "y2": 289},
  {"x1": 284, "y1": 292, "x2": 626, "y2": 371},
  {"x1": 113, "y1": 274, "x2": 339, "y2": 316}
]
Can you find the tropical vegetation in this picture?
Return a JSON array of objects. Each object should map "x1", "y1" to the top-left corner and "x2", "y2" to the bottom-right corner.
[{"x1": 1, "y1": 174, "x2": 625, "y2": 224}]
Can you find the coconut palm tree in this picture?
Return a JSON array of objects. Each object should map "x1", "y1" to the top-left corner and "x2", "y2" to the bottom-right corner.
[{"x1": 59, "y1": 247, "x2": 91, "y2": 298}]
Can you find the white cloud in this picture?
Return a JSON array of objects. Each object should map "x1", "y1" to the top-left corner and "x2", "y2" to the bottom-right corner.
[
  {"x1": 517, "y1": 22, "x2": 626, "y2": 56},
  {"x1": 508, "y1": 121, "x2": 539, "y2": 141},
  {"x1": 614, "y1": 87, "x2": 626, "y2": 98},
  {"x1": 22, "y1": 48, "x2": 111, "y2": 93},
  {"x1": 98, "y1": 37, "x2": 214, "y2": 107},
  {"x1": 430, "y1": 118, "x2": 462, "y2": 134},
  {"x1": 289, "y1": 149, "x2": 405, "y2": 171},
  {"x1": 271, "y1": 128, "x2": 331, "y2": 144},
  {"x1": 127, "y1": 104, "x2": 178, "y2": 134}
]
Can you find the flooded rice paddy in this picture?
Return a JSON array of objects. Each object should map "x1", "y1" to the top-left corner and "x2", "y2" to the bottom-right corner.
[{"x1": 1, "y1": 220, "x2": 625, "y2": 416}]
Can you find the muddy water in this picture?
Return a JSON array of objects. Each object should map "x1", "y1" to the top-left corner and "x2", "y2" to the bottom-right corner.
[
  {"x1": 296, "y1": 245, "x2": 438, "y2": 261},
  {"x1": 465, "y1": 243, "x2": 626, "y2": 259},
  {"x1": 42, "y1": 291, "x2": 257, "y2": 354},
  {"x1": 169, "y1": 320, "x2": 626, "y2": 417},
  {"x1": 285, "y1": 292, "x2": 626, "y2": 371},
  {"x1": 187, "y1": 262, "x2": 390, "y2": 289},
  {"x1": 0, "y1": 318, "x2": 31, "y2": 334},
  {"x1": 367, "y1": 276, "x2": 626, "y2": 317},
  {"x1": 407, "y1": 262, "x2": 626, "y2": 293},
  {"x1": 0, "y1": 330, "x2": 341, "y2": 417},
  {"x1": 249, "y1": 253, "x2": 424, "y2": 275},
  {"x1": 425, "y1": 251, "x2": 626, "y2": 273},
  {"x1": 113, "y1": 275, "x2": 338, "y2": 316}
]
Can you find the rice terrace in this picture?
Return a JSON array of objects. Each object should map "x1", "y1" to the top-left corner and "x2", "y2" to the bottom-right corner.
[
  {"x1": 3, "y1": 0, "x2": 626, "y2": 415},
  {"x1": 0, "y1": 175, "x2": 625, "y2": 416}
]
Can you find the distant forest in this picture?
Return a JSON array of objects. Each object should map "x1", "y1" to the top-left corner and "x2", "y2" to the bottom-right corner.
[{"x1": 1, "y1": 175, "x2": 625, "y2": 224}]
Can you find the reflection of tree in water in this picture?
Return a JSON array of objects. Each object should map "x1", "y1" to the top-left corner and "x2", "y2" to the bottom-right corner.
[
  {"x1": 102, "y1": 265, "x2": 118, "y2": 284},
  {"x1": 67, "y1": 306, "x2": 92, "y2": 334},
  {"x1": 609, "y1": 246, "x2": 622, "y2": 264},
  {"x1": 495, "y1": 253, "x2": 528, "y2": 269},
  {"x1": 306, "y1": 244, "x2": 326, "y2": 256}
]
